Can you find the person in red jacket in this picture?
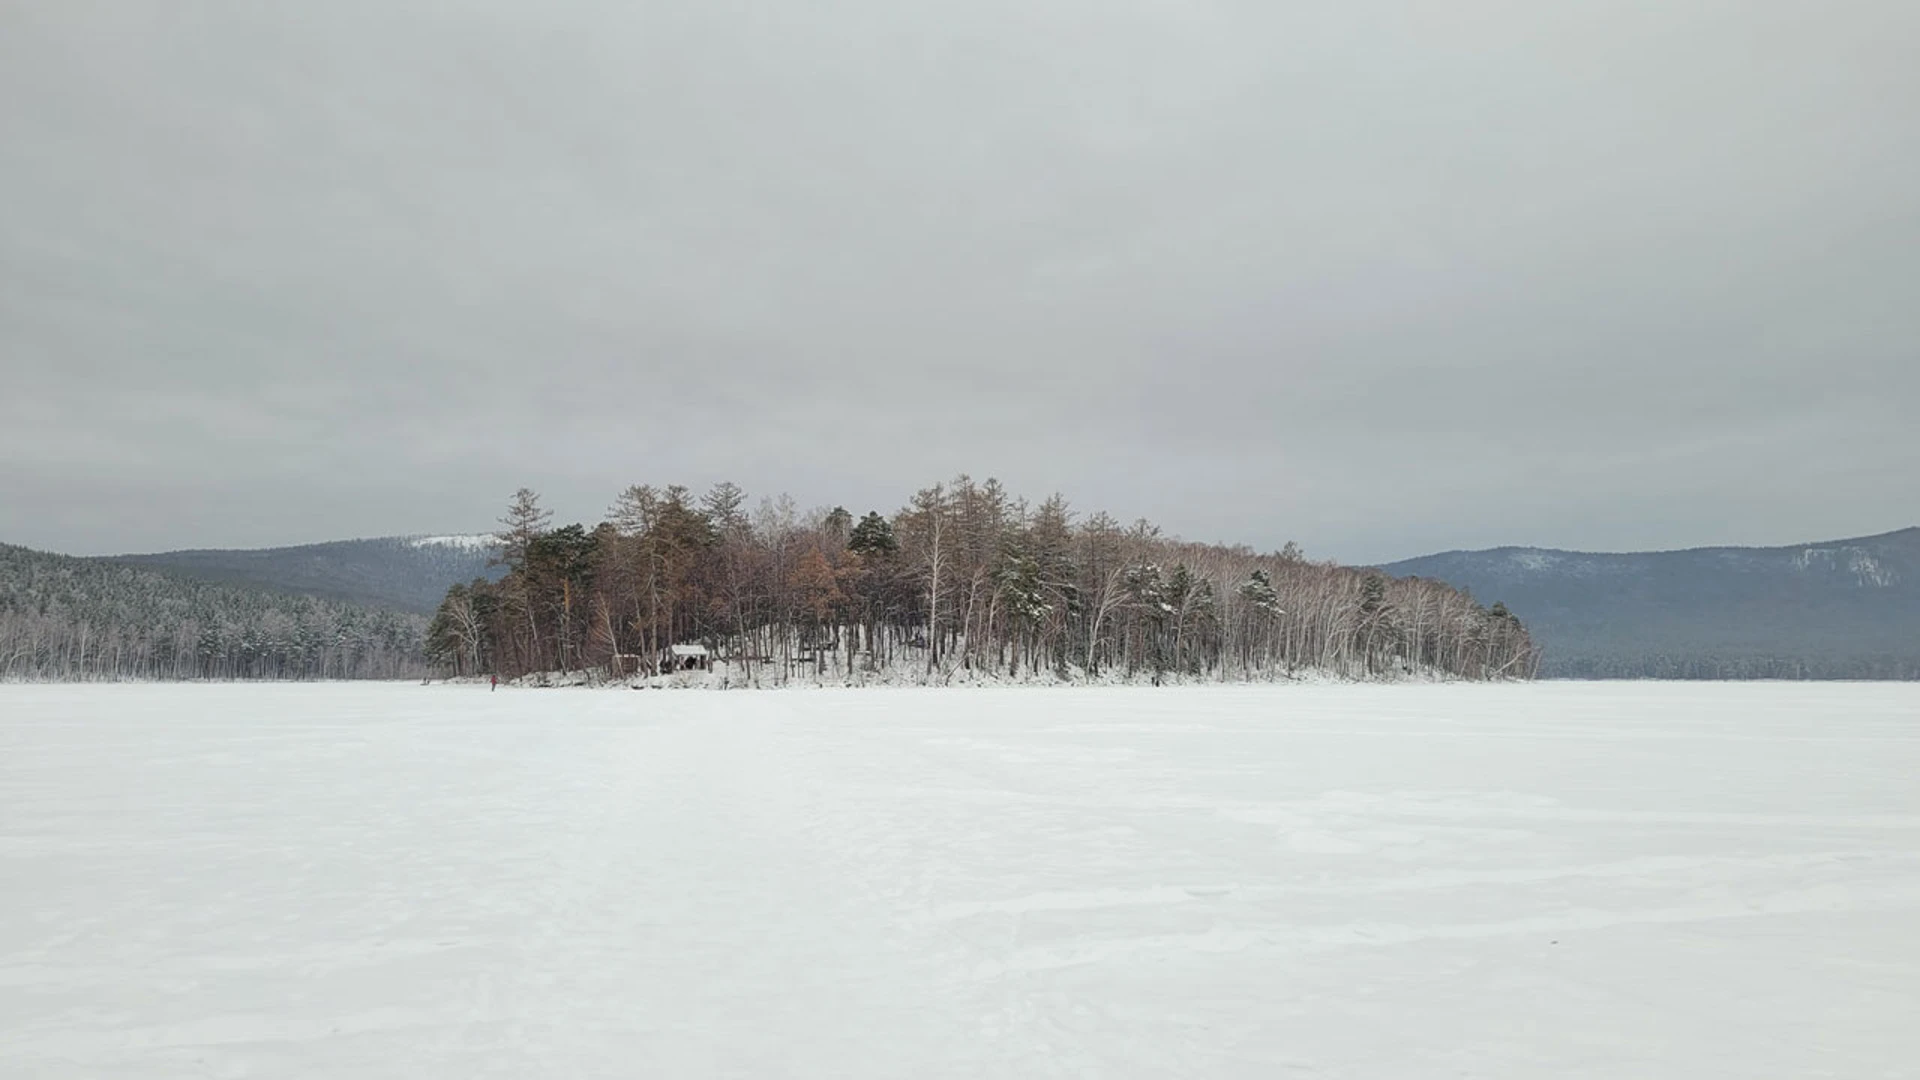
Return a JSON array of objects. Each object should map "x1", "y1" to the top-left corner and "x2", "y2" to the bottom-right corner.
[{"x1": 490, "y1": 674, "x2": 497, "y2": 692}]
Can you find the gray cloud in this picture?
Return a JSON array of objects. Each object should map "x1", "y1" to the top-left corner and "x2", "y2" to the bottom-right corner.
[{"x1": 4, "y1": 1, "x2": 1916, "y2": 564}]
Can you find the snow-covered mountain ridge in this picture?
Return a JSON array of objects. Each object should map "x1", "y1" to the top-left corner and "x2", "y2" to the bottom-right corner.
[{"x1": 109, "y1": 535, "x2": 501, "y2": 614}]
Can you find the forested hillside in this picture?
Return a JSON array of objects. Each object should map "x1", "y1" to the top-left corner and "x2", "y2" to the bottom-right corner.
[
  {"x1": 1381, "y1": 527, "x2": 1920, "y2": 679},
  {"x1": 431, "y1": 478, "x2": 1538, "y2": 684},
  {"x1": 1, "y1": 544, "x2": 428, "y2": 680},
  {"x1": 114, "y1": 536, "x2": 498, "y2": 614}
]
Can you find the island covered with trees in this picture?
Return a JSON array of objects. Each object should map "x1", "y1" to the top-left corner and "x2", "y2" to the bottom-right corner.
[{"x1": 431, "y1": 477, "x2": 1538, "y2": 685}]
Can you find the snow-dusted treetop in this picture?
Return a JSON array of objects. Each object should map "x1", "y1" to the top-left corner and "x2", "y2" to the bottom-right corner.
[{"x1": 408, "y1": 535, "x2": 497, "y2": 552}]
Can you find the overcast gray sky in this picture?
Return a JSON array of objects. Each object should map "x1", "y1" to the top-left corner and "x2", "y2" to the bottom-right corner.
[{"x1": 3, "y1": 1, "x2": 1915, "y2": 564}]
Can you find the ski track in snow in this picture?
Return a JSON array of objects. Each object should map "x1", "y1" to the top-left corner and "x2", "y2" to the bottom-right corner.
[{"x1": 1, "y1": 681, "x2": 1917, "y2": 1077}]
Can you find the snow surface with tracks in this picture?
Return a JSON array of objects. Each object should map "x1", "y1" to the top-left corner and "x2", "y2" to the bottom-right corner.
[{"x1": 3, "y1": 682, "x2": 1917, "y2": 1078}]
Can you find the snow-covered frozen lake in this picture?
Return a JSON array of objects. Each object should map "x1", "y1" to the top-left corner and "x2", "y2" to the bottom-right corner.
[{"x1": 3, "y1": 682, "x2": 1917, "y2": 1078}]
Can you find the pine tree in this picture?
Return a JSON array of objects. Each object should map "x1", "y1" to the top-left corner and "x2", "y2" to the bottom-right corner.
[
  {"x1": 495, "y1": 488, "x2": 552, "y2": 573},
  {"x1": 847, "y1": 511, "x2": 897, "y2": 556}
]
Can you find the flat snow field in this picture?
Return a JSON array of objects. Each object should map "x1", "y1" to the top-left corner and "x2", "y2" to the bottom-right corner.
[{"x1": 3, "y1": 684, "x2": 1918, "y2": 1078}]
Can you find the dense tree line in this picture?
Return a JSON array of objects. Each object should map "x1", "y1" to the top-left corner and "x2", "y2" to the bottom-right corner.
[
  {"x1": 433, "y1": 478, "x2": 1539, "y2": 683},
  {"x1": 0, "y1": 544, "x2": 428, "y2": 681}
]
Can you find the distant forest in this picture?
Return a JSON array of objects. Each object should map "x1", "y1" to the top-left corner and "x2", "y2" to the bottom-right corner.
[
  {"x1": 1547, "y1": 653, "x2": 1920, "y2": 680},
  {"x1": 1381, "y1": 528, "x2": 1920, "y2": 681},
  {"x1": 432, "y1": 478, "x2": 1539, "y2": 683},
  {"x1": 0, "y1": 544, "x2": 427, "y2": 681}
]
